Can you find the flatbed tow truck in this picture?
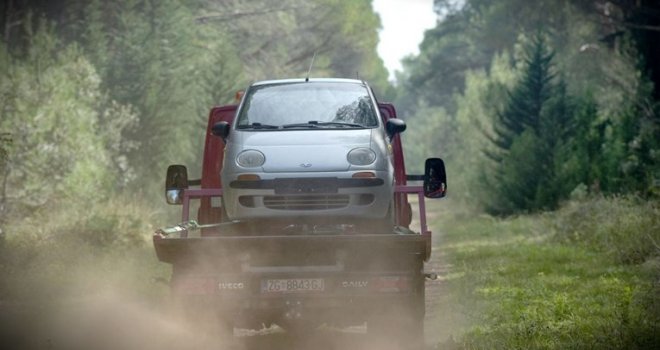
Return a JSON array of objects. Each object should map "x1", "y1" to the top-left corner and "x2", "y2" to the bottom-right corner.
[{"x1": 152, "y1": 79, "x2": 446, "y2": 348}]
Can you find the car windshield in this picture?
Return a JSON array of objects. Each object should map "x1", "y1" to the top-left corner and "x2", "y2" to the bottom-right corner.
[{"x1": 236, "y1": 82, "x2": 378, "y2": 129}]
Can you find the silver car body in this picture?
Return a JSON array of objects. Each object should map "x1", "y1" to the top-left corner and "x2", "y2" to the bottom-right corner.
[{"x1": 221, "y1": 78, "x2": 394, "y2": 221}]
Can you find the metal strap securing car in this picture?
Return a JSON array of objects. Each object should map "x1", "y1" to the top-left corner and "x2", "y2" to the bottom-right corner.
[{"x1": 155, "y1": 219, "x2": 240, "y2": 237}]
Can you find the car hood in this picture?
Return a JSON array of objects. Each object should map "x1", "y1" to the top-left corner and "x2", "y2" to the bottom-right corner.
[{"x1": 237, "y1": 129, "x2": 373, "y2": 173}]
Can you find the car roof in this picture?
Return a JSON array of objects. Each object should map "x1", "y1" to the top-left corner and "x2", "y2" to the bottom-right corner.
[{"x1": 251, "y1": 78, "x2": 366, "y2": 87}]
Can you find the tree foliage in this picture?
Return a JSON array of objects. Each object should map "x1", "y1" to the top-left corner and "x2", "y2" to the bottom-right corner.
[
  {"x1": 487, "y1": 36, "x2": 556, "y2": 160},
  {"x1": 199, "y1": 0, "x2": 393, "y2": 99},
  {"x1": 0, "y1": 0, "x2": 393, "y2": 225},
  {"x1": 399, "y1": 0, "x2": 660, "y2": 213},
  {"x1": 0, "y1": 21, "x2": 135, "y2": 221},
  {"x1": 481, "y1": 36, "x2": 576, "y2": 213}
]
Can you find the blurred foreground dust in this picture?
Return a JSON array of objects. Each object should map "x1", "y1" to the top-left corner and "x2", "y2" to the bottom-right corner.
[
  {"x1": 0, "y1": 201, "x2": 453, "y2": 350},
  {"x1": 0, "y1": 292, "x2": 419, "y2": 350}
]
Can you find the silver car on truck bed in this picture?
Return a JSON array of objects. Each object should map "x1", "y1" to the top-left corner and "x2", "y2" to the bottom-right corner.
[{"x1": 214, "y1": 78, "x2": 406, "y2": 227}]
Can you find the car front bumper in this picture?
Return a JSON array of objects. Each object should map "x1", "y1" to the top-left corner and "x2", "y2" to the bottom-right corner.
[{"x1": 222, "y1": 171, "x2": 393, "y2": 220}]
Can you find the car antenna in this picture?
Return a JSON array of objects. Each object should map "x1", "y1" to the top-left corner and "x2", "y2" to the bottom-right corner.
[{"x1": 305, "y1": 51, "x2": 317, "y2": 82}]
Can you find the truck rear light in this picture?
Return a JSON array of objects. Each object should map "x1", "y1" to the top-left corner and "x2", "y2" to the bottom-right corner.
[
  {"x1": 369, "y1": 276, "x2": 411, "y2": 293},
  {"x1": 172, "y1": 277, "x2": 215, "y2": 295}
]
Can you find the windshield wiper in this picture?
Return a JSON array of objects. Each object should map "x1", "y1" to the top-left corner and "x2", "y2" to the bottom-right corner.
[
  {"x1": 282, "y1": 121, "x2": 364, "y2": 129},
  {"x1": 282, "y1": 121, "x2": 321, "y2": 129},
  {"x1": 314, "y1": 121, "x2": 364, "y2": 128},
  {"x1": 236, "y1": 122, "x2": 279, "y2": 130}
]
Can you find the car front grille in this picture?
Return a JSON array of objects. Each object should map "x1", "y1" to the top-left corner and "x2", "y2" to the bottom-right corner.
[{"x1": 263, "y1": 195, "x2": 350, "y2": 210}]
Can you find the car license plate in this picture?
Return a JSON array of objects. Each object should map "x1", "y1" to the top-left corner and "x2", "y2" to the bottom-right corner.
[
  {"x1": 274, "y1": 178, "x2": 338, "y2": 194},
  {"x1": 261, "y1": 278, "x2": 324, "y2": 294}
]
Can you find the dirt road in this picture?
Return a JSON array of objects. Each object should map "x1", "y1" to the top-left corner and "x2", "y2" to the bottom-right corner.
[
  {"x1": 3, "y1": 258, "x2": 451, "y2": 350},
  {"x1": 2, "y1": 201, "x2": 453, "y2": 350}
]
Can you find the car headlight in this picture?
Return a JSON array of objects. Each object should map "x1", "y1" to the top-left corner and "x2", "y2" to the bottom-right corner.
[
  {"x1": 347, "y1": 148, "x2": 376, "y2": 165},
  {"x1": 237, "y1": 150, "x2": 265, "y2": 167}
]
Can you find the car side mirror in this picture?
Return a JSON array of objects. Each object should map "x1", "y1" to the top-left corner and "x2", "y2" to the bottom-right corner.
[
  {"x1": 424, "y1": 158, "x2": 447, "y2": 198},
  {"x1": 385, "y1": 118, "x2": 406, "y2": 139},
  {"x1": 165, "y1": 165, "x2": 189, "y2": 205},
  {"x1": 212, "y1": 121, "x2": 230, "y2": 142}
]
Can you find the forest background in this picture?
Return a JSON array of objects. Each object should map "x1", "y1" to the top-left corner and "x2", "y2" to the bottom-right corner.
[{"x1": 0, "y1": 0, "x2": 658, "y2": 349}]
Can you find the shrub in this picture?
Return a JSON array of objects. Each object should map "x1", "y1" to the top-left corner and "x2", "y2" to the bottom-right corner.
[{"x1": 552, "y1": 196, "x2": 660, "y2": 264}]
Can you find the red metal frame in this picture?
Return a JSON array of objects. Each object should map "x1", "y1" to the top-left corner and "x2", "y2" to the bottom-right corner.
[
  {"x1": 180, "y1": 186, "x2": 430, "y2": 238},
  {"x1": 182, "y1": 188, "x2": 223, "y2": 224},
  {"x1": 394, "y1": 185, "x2": 429, "y2": 235}
]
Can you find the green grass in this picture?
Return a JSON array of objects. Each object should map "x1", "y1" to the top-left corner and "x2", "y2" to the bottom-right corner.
[{"x1": 429, "y1": 198, "x2": 660, "y2": 349}]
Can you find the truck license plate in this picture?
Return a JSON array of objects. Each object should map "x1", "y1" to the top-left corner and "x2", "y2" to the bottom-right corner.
[{"x1": 261, "y1": 278, "x2": 324, "y2": 294}]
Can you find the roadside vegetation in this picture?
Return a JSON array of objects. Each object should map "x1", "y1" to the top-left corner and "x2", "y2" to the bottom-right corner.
[
  {"x1": 403, "y1": 4, "x2": 660, "y2": 346},
  {"x1": 0, "y1": 195, "x2": 170, "y2": 303},
  {"x1": 431, "y1": 196, "x2": 659, "y2": 349},
  {"x1": 400, "y1": 1, "x2": 660, "y2": 214}
]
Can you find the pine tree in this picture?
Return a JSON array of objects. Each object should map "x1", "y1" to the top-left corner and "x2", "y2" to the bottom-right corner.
[
  {"x1": 484, "y1": 34, "x2": 573, "y2": 214},
  {"x1": 486, "y1": 35, "x2": 555, "y2": 161}
]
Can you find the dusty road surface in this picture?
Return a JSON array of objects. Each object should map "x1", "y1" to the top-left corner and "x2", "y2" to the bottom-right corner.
[
  {"x1": 2, "y1": 274, "x2": 451, "y2": 350},
  {"x1": 2, "y1": 297, "x2": 446, "y2": 350},
  {"x1": 2, "y1": 201, "x2": 454, "y2": 350},
  {"x1": 2, "y1": 257, "x2": 453, "y2": 350}
]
